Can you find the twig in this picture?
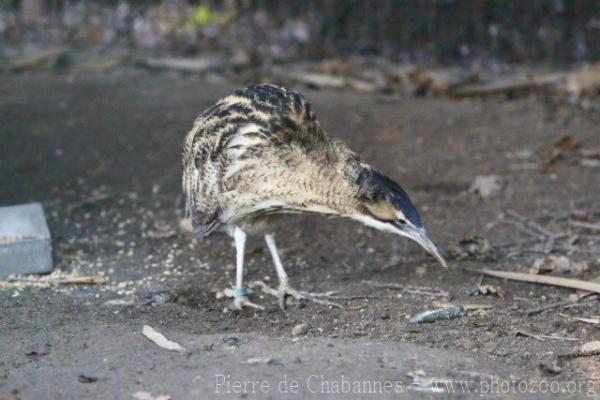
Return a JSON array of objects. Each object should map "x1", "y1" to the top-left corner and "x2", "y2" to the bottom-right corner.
[
  {"x1": 569, "y1": 220, "x2": 600, "y2": 232},
  {"x1": 572, "y1": 317, "x2": 600, "y2": 324},
  {"x1": 516, "y1": 330, "x2": 579, "y2": 342},
  {"x1": 67, "y1": 193, "x2": 114, "y2": 211},
  {"x1": 9, "y1": 274, "x2": 107, "y2": 285},
  {"x1": 135, "y1": 56, "x2": 223, "y2": 73},
  {"x1": 515, "y1": 330, "x2": 546, "y2": 342},
  {"x1": 499, "y1": 219, "x2": 543, "y2": 239},
  {"x1": 523, "y1": 301, "x2": 571, "y2": 316},
  {"x1": 452, "y1": 72, "x2": 564, "y2": 97},
  {"x1": 506, "y1": 209, "x2": 557, "y2": 238},
  {"x1": 362, "y1": 280, "x2": 451, "y2": 298},
  {"x1": 57, "y1": 275, "x2": 106, "y2": 285},
  {"x1": 329, "y1": 294, "x2": 383, "y2": 301},
  {"x1": 505, "y1": 248, "x2": 551, "y2": 258},
  {"x1": 521, "y1": 293, "x2": 596, "y2": 315},
  {"x1": 504, "y1": 209, "x2": 569, "y2": 254},
  {"x1": 432, "y1": 301, "x2": 493, "y2": 311},
  {"x1": 558, "y1": 350, "x2": 600, "y2": 359},
  {"x1": 463, "y1": 268, "x2": 600, "y2": 294},
  {"x1": 249, "y1": 281, "x2": 342, "y2": 308},
  {"x1": 6, "y1": 46, "x2": 69, "y2": 72},
  {"x1": 495, "y1": 238, "x2": 543, "y2": 248}
]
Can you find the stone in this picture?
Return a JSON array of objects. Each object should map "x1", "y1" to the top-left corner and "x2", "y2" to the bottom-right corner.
[{"x1": 0, "y1": 203, "x2": 52, "y2": 276}]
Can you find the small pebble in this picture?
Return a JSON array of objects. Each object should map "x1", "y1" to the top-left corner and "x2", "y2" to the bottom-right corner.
[
  {"x1": 246, "y1": 357, "x2": 272, "y2": 365},
  {"x1": 292, "y1": 323, "x2": 308, "y2": 337},
  {"x1": 539, "y1": 358, "x2": 561, "y2": 375},
  {"x1": 222, "y1": 335, "x2": 241, "y2": 347},
  {"x1": 78, "y1": 374, "x2": 98, "y2": 383}
]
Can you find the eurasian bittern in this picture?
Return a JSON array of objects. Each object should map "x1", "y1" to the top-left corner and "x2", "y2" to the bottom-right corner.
[{"x1": 183, "y1": 84, "x2": 447, "y2": 310}]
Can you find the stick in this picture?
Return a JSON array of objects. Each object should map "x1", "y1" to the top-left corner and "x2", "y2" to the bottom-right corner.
[
  {"x1": 558, "y1": 350, "x2": 600, "y2": 359},
  {"x1": 6, "y1": 46, "x2": 69, "y2": 72},
  {"x1": 521, "y1": 293, "x2": 596, "y2": 315},
  {"x1": 328, "y1": 294, "x2": 383, "y2": 301},
  {"x1": 135, "y1": 57, "x2": 223, "y2": 73},
  {"x1": 516, "y1": 330, "x2": 580, "y2": 342},
  {"x1": 464, "y1": 268, "x2": 600, "y2": 294},
  {"x1": 569, "y1": 220, "x2": 600, "y2": 232},
  {"x1": 515, "y1": 330, "x2": 545, "y2": 342},
  {"x1": 573, "y1": 317, "x2": 600, "y2": 324},
  {"x1": 67, "y1": 193, "x2": 113, "y2": 211},
  {"x1": 501, "y1": 219, "x2": 543, "y2": 239},
  {"x1": 452, "y1": 73, "x2": 564, "y2": 97},
  {"x1": 142, "y1": 325, "x2": 186, "y2": 353},
  {"x1": 506, "y1": 209, "x2": 557, "y2": 238},
  {"x1": 6, "y1": 275, "x2": 108, "y2": 285},
  {"x1": 362, "y1": 280, "x2": 451, "y2": 298},
  {"x1": 57, "y1": 275, "x2": 106, "y2": 285}
]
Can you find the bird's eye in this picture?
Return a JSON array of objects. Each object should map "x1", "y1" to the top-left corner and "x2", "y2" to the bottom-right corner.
[{"x1": 389, "y1": 219, "x2": 406, "y2": 229}]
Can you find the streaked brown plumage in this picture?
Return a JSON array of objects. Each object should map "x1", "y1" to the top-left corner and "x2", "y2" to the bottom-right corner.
[{"x1": 183, "y1": 84, "x2": 446, "y2": 310}]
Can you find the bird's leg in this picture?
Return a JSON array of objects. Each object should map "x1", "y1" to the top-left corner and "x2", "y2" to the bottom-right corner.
[
  {"x1": 223, "y1": 226, "x2": 264, "y2": 310},
  {"x1": 250, "y1": 234, "x2": 341, "y2": 309}
]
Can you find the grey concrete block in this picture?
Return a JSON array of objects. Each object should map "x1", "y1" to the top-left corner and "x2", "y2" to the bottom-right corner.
[{"x1": 0, "y1": 203, "x2": 52, "y2": 276}]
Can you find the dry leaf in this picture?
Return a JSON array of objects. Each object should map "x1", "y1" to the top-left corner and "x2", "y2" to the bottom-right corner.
[
  {"x1": 142, "y1": 325, "x2": 186, "y2": 353},
  {"x1": 555, "y1": 135, "x2": 580, "y2": 150},
  {"x1": 133, "y1": 391, "x2": 171, "y2": 400},
  {"x1": 581, "y1": 341, "x2": 600, "y2": 353},
  {"x1": 469, "y1": 175, "x2": 502, "y2": 198},
  {"x1": 530, "y1": 256, "x2": 589, "y2": 274},
  {"x1": 246, "y1": 357, "x2": 273, "y2": 365},
  {"x1": 564, "y1": 63, "x2": 600, "y2": 97},
  {"x1": 574, "y1": 317, "x2": 600, "y2": 325},
  {"x1": 179, "y1": 218, "x2": 193, "y2": 234},
  {"x1": 449, "y1": 236, "x2": 496, "y2": 261},
  {"x1": 472, "y1": 284, "x2": 505, "y2": 299}
]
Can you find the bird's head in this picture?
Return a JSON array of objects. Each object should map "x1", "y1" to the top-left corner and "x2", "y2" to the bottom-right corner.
[{"x1": 350, "y1": 167, "x2": 448, "y2": 268}]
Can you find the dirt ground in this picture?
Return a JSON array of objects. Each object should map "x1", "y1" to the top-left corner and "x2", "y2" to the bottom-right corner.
[{"x1": 1, "y1": 70, "x2": 599, "y2": 399}]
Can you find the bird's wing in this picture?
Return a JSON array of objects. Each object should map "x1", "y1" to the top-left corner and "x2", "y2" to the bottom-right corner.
[
  {"x1": 183, "y1": 84, "x2": 339, "y2": 229},
  {"x1": 182, "y1": 117, "x2": 223, "y2": 237},
  {"x1": 215, "y1": 84, "x2": 334, "y2": 174}
]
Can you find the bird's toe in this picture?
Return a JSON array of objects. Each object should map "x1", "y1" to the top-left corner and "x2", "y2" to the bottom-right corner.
[
  {"x1": 233, "y1": 296, "x2": 265, "y2": 311},
  {"x1": 250, "y1": 280, "x2": 343, "y2": 309},
  {"x1": 222, "y1": 287, "x2": 265, "y2": 311}
]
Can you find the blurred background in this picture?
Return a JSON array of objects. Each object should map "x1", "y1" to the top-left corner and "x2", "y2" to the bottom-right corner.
[
  {"x1": 3, "y1": 0, "x2": 600, "y2": 102},
  {"x1": 3, "y1": 0, "x2": 600, "y2": 64}
]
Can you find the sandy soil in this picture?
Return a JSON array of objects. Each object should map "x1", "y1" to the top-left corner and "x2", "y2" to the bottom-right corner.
[{"x1": 1, "y1": 70, "x2": 599, "y2": 399}]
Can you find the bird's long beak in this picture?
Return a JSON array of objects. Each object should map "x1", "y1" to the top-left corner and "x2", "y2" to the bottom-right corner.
[{"x1": 407, "y1": 227, "x2": 448, "y2": 269}]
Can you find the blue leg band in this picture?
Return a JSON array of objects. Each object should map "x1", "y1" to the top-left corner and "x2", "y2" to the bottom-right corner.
[{"x1": 232, "y1": 287, "x2": 248, "y2": 298}]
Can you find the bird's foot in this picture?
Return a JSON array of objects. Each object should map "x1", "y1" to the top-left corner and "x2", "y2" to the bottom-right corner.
[
  {"x1": 250, "y1": 280, "x2": 342, "y2": 309},
  {"x1": 222, "y1": 287, "x2": 265, "y2": 311}
]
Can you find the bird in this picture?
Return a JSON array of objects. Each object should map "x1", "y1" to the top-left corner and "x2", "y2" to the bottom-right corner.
[{"x1": 182, "y1": 84, "x2": 447, "y2": 310}]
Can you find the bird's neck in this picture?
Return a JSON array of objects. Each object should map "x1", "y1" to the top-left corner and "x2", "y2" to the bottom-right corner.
[
  {"x1": 279, "y1": 158, "x2": 360, "y2": 217},
  {"x1": 223, "y1": 140, "x2": 364, "y2": 222}
]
